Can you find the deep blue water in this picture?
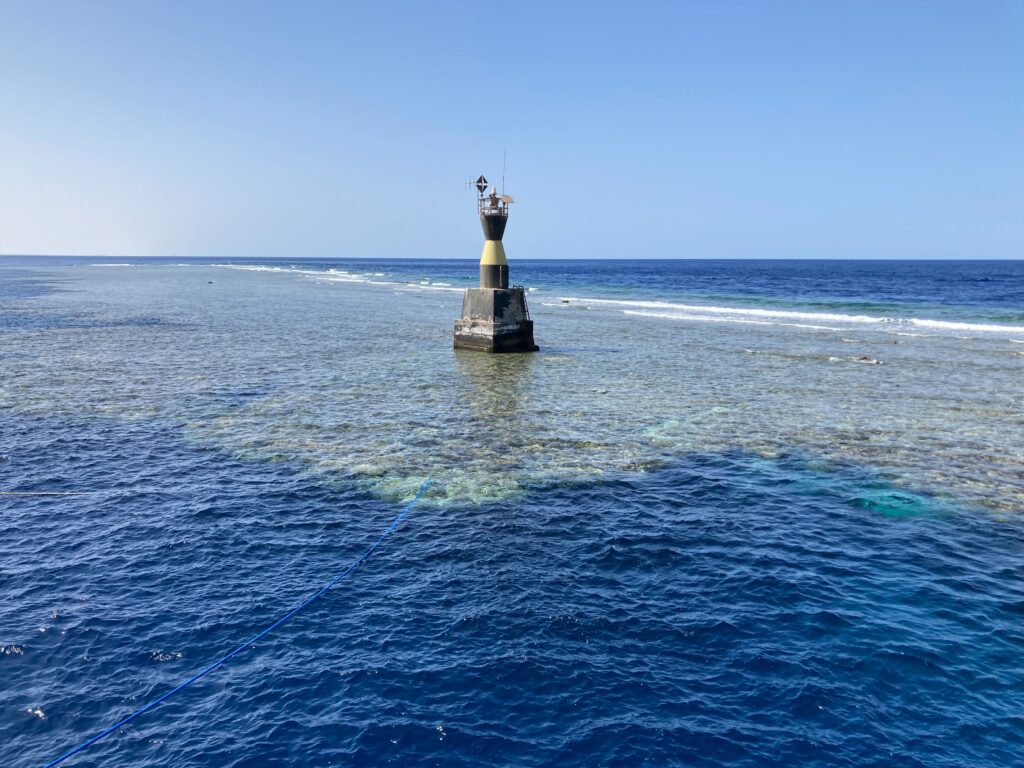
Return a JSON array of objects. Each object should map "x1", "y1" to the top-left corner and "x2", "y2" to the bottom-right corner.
[{"x1": 2, "y1": 258, "x2": 1022, "y2": 767}]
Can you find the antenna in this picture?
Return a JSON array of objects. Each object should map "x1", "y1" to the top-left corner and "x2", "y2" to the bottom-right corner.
[{"x1": 502, "y1": 146, "x2": 507, "y2": 194}]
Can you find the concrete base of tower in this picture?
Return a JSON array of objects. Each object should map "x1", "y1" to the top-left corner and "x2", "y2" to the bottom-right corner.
[{"x1": 453, "y1": 287, "x2": 539, "y2": 353}]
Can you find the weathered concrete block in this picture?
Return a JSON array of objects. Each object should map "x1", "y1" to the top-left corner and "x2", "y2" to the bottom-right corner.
[{"x1": 453, "y1": 287, "x2": 539, "y2": 353}]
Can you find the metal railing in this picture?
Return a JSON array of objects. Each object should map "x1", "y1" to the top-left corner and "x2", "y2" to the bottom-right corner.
[{"x1": 478, "y1": 203, "x2": 509, "y2": 217}]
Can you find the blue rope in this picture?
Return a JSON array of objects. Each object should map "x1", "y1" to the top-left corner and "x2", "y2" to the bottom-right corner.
[{"x1": 42, "y1": 478, "x2": 431, "y2": 768}]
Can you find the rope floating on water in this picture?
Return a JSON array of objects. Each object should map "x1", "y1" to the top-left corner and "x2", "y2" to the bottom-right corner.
[{"x1": 41, "y1": 478, "x2": 431, "y2": 768}]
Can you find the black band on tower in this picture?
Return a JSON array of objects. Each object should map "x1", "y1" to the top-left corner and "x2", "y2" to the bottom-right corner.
[
  {"x1": 480, "y1": 264, "x2": 509, "y2": 289},
  {"x1": 480, "y1": 214, "x2": 507, "y2": 241}
]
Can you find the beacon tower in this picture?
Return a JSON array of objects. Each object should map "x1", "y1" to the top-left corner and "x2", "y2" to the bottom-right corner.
[{"x1": 453, "y1": 175, "x2": 538, "y2": 352}]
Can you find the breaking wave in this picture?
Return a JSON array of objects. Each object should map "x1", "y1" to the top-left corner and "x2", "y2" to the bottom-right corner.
[{"x1": 558, "y1": 297, "x2": 1024, "y2": 336}]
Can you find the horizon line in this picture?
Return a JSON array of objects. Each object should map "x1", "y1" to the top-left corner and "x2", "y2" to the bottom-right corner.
[{"x1": 2, "y1": 254, "x2": 1022, "y2": 263}]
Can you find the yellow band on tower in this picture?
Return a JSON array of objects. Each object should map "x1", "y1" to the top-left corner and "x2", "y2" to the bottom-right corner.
[{"x1": 480, "y1": 240, "x2": 507, "y2": 266}]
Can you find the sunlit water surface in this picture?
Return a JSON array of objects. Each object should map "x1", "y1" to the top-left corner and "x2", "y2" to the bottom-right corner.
[{"x1": 1, "y1": 258, "x2": 1022, "y2": 767}]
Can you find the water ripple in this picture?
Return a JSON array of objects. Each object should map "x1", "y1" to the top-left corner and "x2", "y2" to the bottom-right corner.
[{"x1": 2, "y1": 261, "x2": 1023, "y2": 767}]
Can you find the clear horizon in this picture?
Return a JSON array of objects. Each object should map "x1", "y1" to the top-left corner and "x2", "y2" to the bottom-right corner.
[
  {"x1": 3, "y1": 255, "x2": 1023, "y2": 262},
  {"x1": 1, "y1": 1, "x2": 1021, "y2": 260}
]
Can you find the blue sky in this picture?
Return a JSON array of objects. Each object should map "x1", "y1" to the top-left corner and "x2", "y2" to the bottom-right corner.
[{"x1": 0, "y1": 1, "x2": 1021, "y2": 259}]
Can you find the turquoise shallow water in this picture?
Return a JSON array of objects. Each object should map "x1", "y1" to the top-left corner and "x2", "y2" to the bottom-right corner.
[
  {"x1": 3, "y1": 258, "x2": 1022, "y2": 513},
  {"x1": 1, "y1": 258, "x2": 1022, "y2": 767}
]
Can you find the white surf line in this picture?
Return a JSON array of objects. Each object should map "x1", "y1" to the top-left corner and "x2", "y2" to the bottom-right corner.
[
  {"x1": 199, "y1": 262, "x2": 476, "y2": 298},
  {"x1": 211, "y1": 263, "x2": 409, "y2": 289},
  {"x1": 622, "y1": 309, "x2": 843, "y2": 331},
  {"x1": 559, "y1": 296, "x2": 1024, "y2": 335}
]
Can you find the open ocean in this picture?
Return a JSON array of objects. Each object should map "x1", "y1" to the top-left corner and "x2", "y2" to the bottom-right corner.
[{"x1": 2, "y1": 256, "x2": 1022, "y2": 767}]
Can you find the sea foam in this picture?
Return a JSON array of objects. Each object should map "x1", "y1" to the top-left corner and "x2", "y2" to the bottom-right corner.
[{"x1": 560, "y1": 297, "x2": 1024, "y2": 336}]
